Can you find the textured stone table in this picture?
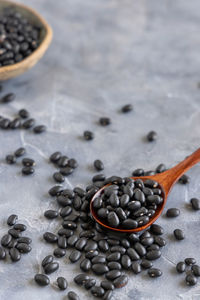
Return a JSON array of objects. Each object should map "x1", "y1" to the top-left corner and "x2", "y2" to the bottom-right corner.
[{"x1": 1, "y1": 0, "x2": 200, "y2": 299}]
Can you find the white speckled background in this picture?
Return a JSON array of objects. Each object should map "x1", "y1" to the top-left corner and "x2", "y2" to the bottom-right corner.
[{"x1": 0, "y1": 0, "x2": 200, "y2": 299}]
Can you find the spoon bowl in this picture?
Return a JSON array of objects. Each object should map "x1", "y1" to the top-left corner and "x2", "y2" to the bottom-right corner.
[
  {"x1": 90, "y1": 148, "x2": 200, "y2": 233},
  {"x1": 0, "y1": 0, "x2": 53, "y2": 80}
]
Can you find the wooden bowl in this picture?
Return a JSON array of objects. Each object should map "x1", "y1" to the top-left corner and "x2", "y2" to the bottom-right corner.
[{"x1": 0, "y1": 0, "x2": 53, "y2": 80}]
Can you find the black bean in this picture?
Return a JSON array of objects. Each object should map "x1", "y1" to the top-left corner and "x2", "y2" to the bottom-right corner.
[
  {"x1": 83, "y1": 130, "x2": 94, "y2": 140},
  {"x1": 84, "y1": 240, "x2": 98, "y2": 252},
  {"x1": 7, "y1": 214, "x2": 18, "y2": 226},
  {"x1": 127, "y1": 248, "x2": 140, "y2": 261},
  {"x1": 43, "y1": 232, "x2": 58, "y2": 243},
  {"x1": 185, "y1": 258, "x2": 196, "y2": 266},
  {"x1": 80, "y1": 258, "x2": 91, "y2": 272},
  {"x1": 174, "y1": 229, "x2": 185, "y2": 240},
  {"x1": 18, "y1": 237, "x2": 32, "y2": 244},
  {"x1": 132, "y1": 261, "x2": 141, "y2": 274},
  {"x1": 92, "y1": 263, "x2": 109, "y2": 275},
  {"x1": 107, "y1": 261, "x2": 122, "y2": 270},
  {"x1": 110, "y1": 246, "x2": 126, "y2": 255},
  {"x1": 190, "y1": 198, "x2": 200, "y2": 210},
  {"x1": 79, "y1": 230, "x2": 95, "y2": 239},
  {"x1": 58, "y1": 236, "x2": 67, "y2": 249},
  {"x1": 121, "y1": 104, "x2": 133, "y2": 113},
  {"x1": 44, "y1": 262, "x2": 59, "y2": 274},
  {"x1": 69, "y1": 250, "x2": 81, "y2": 262},
  {"x1": 22, "y1": 166, "x2": 34, "y2": 175},
  {"x1": 107, "y1": 252, "x2": 121, "y2": 262},
  {"x1": 107, "y1": 238, "x2": 120, "y2": 246},
  {"x1": 122, "y1": 219, "x2": 138, "y2": 229},
  {"x1": 8, "y1": 239, "x2": 18, "y2": 249},
  {"x1": 57, "y1": 277, "x2": 68, "y2": 290},
  {"x1": 94, "y1": 159, "x2": 104, "y2": 171},
  {"x1": 10, "y1": 118, "x2": 21, "y2": 129},
  {"x1": 128, "y1": 233, "x2": 139, "y2": 243},
  {"x1": 33, "y1": 125, "x2": 46, "y2": 134},
  {"x1": 191, "y1": 265, "x2": 200, "y2": 277},
  {"x1": 146, "y1": 250, "x2": 161, "y2": 260},
  {"x1": 60, "y1": 166, "x2": 74, "y2": 176},
  {"x1": 58, "y1": 228, "x2": 74, "y2": 237},
  {"x1": 74, "y1": 274, "x2": 89, "y2": 285},
  {"x1": 75, "y1": 237, "x2": 87, "y2": 251},
  {"x1": 128, "y1": 201, "x2": 141, "y2": 211},
  {"x1": 103, "y1": 290, "x2": 113, "y2": 300},
  {"x1": 57, "y1": 156, "x2": 69, "y2": 168},
  {"x1": 137, "y1": 216, "x2": 150, "y2": 226},
  {"x1": 99, "y1": 117, "x2": 111, "y2": 126},
  {"x1": 74, "y1": 187, "x2": 85, "y2": 197},
  {"x1": 134, "y1": 242, "x2": 146, "y2": 257},
  {"x1": 50, "y1": 151, "x2": 62, "y2": 163},
  {"x1": 6, "y1": 154, "x2": 16, "y2": 164},
  {"x1": 14, "y1": 147, "x2": 26, "y2": 158},
  {"x1": 113, "y1": 275, "x2": 128, "y2": 288},
  {"x1": 54, "y1": 248, "x2": 66, "y2": 258},
  {"x1": 60, "y1": 206, "x2": 72, "y2": 218},
  {"x1": 101, "y1": 280, "x2": 114, "y2": 290},
  {"x1": 141, "y1": 237, "x2": 154, "y2": 246},
  {"x1": 9, "y1": 247, "x2": 21, "y2": 262},
  {"x1": 44, "y1": 209, "x2": 58, "y2": 219},
  {"x1": 153, "y1": 188, "x2": 162, "y2": 195},
  {"x1": 178, "y1": 174, "x2": 190, "y2": 184},
  {"x1": 53, "y1": 172, "x2": 65, "y2": 183},
  {"x1": 18, "y1": 109, "x2": 29, "y2": 119},
  {"x1": 141, "y1": 259, "x2": 153, "y2": 269},
  {"x1": 1, "y1": 234, "x2": 12, "y2": 247},
  {"x1": 120, "y1": 194, "x2": 130, "y2": 208},
  {"x1": 68, "y1": 291, "x2": 80, "y2": 300},
  {"x1": 16, "y1": 243, "x2": 31, "y2": 253},
  {"x1": 154, "y1": 236, "x2": 166, "y2": 247},
  {"x1": 121, "y1": 254, "x2": 131, "y2": 269},
  {"x1": 49, "y1": 185, "x2": 63, "y2": 197},
  {"x1": 185, "y1": 274, "x2": 197, "y2": 286},
  {"x1": 91, "y1": 286, "x2": 105, "y2": 297},
  {"x1": 85, "y1": 250, "x2": 99, "y2": 259},
  {"x1": 1, "y1": 93, "x2": 15, "y2": 103},
  {"x1": 147, "y1": 131, "x2": 157, "y2": 142},
  {"x1": 156, "y1": 164, "x2": 166, "y2": 173},
  {"x1": 166, "y1": 208, "x2": 180, "y2": 218},
  {"x1": 22, "y1": 158, "x2": 35, "y2": 167},
  {"x1": 107, "y1": 211, "x2": 120, "y2": 228},
  {"x1": 98, "y1": 240, "x2": 109, "y2": 252},
  {"x1": 0, "y1": 247, "x2": 6, "y2": 260},
  {"x1": 147, "y1": 195, "x2": 161, "y2": 205},
  {"x1": 34, "y1": 274, "x2": 50, "y2": 286},
  {"x1": 97, "y1": 208, "x2": 109, "y2": 219},
  {"x1": 106, "y1": 270, "x2": 121, "y2": 280},
  {"x1": 9, "y1": 228, "x2": 22, "y2": 239},
  {"x1": 92, "y1": 256, "x2": 106, "y2": 264},
  {"x1": 176, "y1": 262, "x2": 186, "y2": 273},
  {"x1": 68, "y1": 158, "x2": 78, "y2": 169},
  {"x1": 150, "y1": 224, "x2": 164, "y2": 235},
  {"x1": 22, "y1": 118, "x2": 35, "y2": 129},
  {"x1": 92, "y1": 174, "x2": 106, "y2": 182},
  {"x1": 84, "y1": 278, "x2": 96, "y2": 289},
  {"x1": 148, "y1": 268, "x2": 162, "y2": 278}
]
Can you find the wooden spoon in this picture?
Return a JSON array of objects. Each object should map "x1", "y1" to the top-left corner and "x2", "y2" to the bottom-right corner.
[
  {"x1": 90, "y1": 148, "x2": 200, "y2": 233},
  {"x1": 0, "y1": 0, "x2": 53, "y2": 80}
]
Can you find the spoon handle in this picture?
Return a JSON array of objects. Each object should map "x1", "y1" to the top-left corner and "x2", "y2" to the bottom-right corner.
[{"x1": 153, "y1": 148, "x2": 200, "y2": 195}]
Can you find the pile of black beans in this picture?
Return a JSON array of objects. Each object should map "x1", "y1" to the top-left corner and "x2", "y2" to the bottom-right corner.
[
  {"x1": 5, "y1": 146, "x2": 36, "y2": 175},
  {"x1": 0, "y1": 214, "x2": 32, "y2": 262},
  {"x1": 0, "y1": 8, "x2": 41, "y2": 66},
  {"x1": 176, "y1": 258, "x2": 200, "y2": 286},
  {"x1": 93, "y1": 178, "x2": 163, "y2": 229}
]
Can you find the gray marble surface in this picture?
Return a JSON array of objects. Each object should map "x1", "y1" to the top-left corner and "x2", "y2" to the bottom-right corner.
[{"x1": 0, "y1": 0, "x2": 200, "y2": 299}]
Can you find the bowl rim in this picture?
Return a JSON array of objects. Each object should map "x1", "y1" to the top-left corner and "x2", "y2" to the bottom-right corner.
[{"x1": 0, "y1": 0, "x2": 53, "y2": 75}]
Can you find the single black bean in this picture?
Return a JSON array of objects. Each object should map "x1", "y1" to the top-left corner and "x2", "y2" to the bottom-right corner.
[
  {"x1": 99, "y1": 117, "x2": 111, "y2": 126},
  {"x1": 67, "y1": 235, "x2": 78, "y2": 247},
  {"x1": 85, "y1": 278, "x2": 96, "y2": 289},
  {"x1": 107, "y1": 238, "x2": 120, "y2": 246},
  {"x1": 132, "y1": 168, "x2": 144, "y2": 177},
  {"x1": 1, "y1": 234, "x2": 12, "y2": 247},
  {"x1": 144, "y1": 179, "x2": 158, "y2": 188},
  {"x1": 49, "y1": 185, "x2": 63, "y2": 197},
  {"x1": 148, "y1": 268, "x2": 162, "y2": 278},
  {"x1": 121, "y1": 104, "x2": 133, "y2": 113},
  {"x1": 147, "y1": 131, "x2": 157, "y2": 142},
  {"x1": 22, "y1": 166, "x2": 34, "y2": 175},
  {"x1": 103, "y1": 290, "x2": 113, "y2": 300},
  {"x1": 101, "y1": 280, "x2": 114, "y2": 290},
  {"x1": 57, "y1": 155, "x2": 69, "y2": 167},
  {"x1": 9, "y1": 248, "x2": 21, "y2": 262},
  {"x1": 120, "y1": 194, "x2": 130, "y2": 208},
  {"x1": 134, "y1": 242, "x2": 146, "y2": 257},
  {"x1": 122, "y1": 219, "x2": 138, "y2": 229},
  {"x1": 18, "y1": 237, "x2": 32, "y2": 244},
  {"x1": 190, "y1": 198, "x2": 200, "y2": 210},
  {"x1": 18, "y1": 109, "x2": 30, "y2": 119},
  {"x1": 7, "y1": 214, "x2": 18, "y2": 226},
  {"x1": 85, "y1": 250, "x2": 99, "y2": 259},
  {"x1": 185, "y1": 258, "x2": 196, "y2": 266},
  {"x1": 156, "y1": 163, "x2": 166, "y2": 173},
  {"x1": 14, "y1": 147, "x2": 26, "y2": 157},
  {"x1": 84, "y1": 240, "x2": 98, "y2": 252},
  {"x1": 178, "y1": 174, "x2": 190, "y2": 184},
  {"x1": 92, "y1": 256, "x2": 106, "y2": 264},
  {"x1": 176, "y1": 262, "x2": 186, "y2": 273},
  {"x1": 6, "y1": 154, "x2": 16, "y2": 164},
  {"x1": 68, "y1": 291, "x2": 80, "y2": 300},
  {"x1": 191, "y1": 265, "x2": 200, "y2": 277},
  {"x1": 92, "y1": 174, "x2": 106, "y2": 182},
  {"x1": 68, "y1": 158, "x2": 78, "y2": 169},
  {"x1": 74, "y1": 187, "x2": 86, "y2": 197},
  {"x1": 92, "y1": 264, "x2": 109, "y2": 275},
  {"x1": 58, "y1": 236, "x2": 67, "y2": 249},
  {"x1": 185, "y1": 274, "x2": 197, "y2": 286},
  {"x1": 54, "y1": 248, "x2": 66, "y2": 258},
  {"x1": 44, "y1": 262, "x2": 59, "y2": 274},
  {"x1": 53, "y1": 172, "x2": 65, "y2": 183},
  {"x1": 75, "y1": 238, "x2": 87, "y2": 251},
  {"x1": 150, "y1": 224, "x2": 164, "y2": 235},
  {"x1": 0, "y1": 247, "x2": 6, "y2": 260},
  {"x1": 141, "y1": 259, "x2": 153, "y2": 269},
  {"x1": 146, "y1": 250, "x2": 161, "y2": 260},
  {"x1": 44, "y1": 210, "x2": 58, "y2": 219},
  {"x1": 110, "y1": 246, "x2": 126, "y2": 255},
  {"x1": 8, "y1": 228, "x2": 22, "y2": 239},
  {"x1": 154, "y1": 236, "x2": 166, "y2": 247},
  {"x1": 141, "y1": 237, "x2": 154, "y2": 247},
  {"x1": 60, "y1": 166, "x2": 74, "y2": 176},
  {"x1": 127, "y1": 248, "x2": 140, "y2": 261},
  {"x1": 60, "y1": 206, "x2": 72, "y2": 218},
  {"x1": 22, "y1": 118, "x2": 35, "y2": 129},
  {"x1": 57, "y1": 196, "x2": 72, "y2": 207},
  {"x1": 57, "y1": 277, "x2": 68, "y2": 290},
  {"x1": 113, "y1": 275, "x2": 128, "y2": 288},
  {"x1": 42, "y1": 255, "x2": 54, "y2": 267},
  {"x1": 34, "y1": 274, "x2": 50, "y2": 286},
  {"x1": 174, "y1": 229, "x2": 185, "y2": 240},
  {"x1": 94, "y1": 159, "x2": 104, "y2": 171},
  {"x1": 98, "y1": 240, "x2": 109, "y2": 252},
  {"x1": 69, "y1": 250, "x2": 81, "y2": 263},
  {"x1": 106, "y1": 270, "x2": 121, "y2": 280},
  {"x1": 121, "y1": 254, "x2": 131, "y2": 269},
  {"x1": 107, "y1": 252, "x2": 121, "y2": 262},
  {"x1": 107, "y1": 211, "x2": 120, "y2": 228},
  {"x1": 83, "y1": 130, "x2": 94, "y2": 140},
  {"x1": 43, "y1": 232, "x2": 58, "y2": 243},
  {"x1": 91, "y1": 286, "x2": 105, "y2": 297},
  {"x1": 1, "y1": 93, "x2": 15, "y2": 103},
  {"x1": 80, "y1": 258, "x2": 91, "y2": 272},
  {"x1": 107, "y1": 261, "x2": 122, "y2": 270},
  {"x1": 166, "y1": 208, "x2": 180, "y2": 218},
  {"x1": 128, "y1": 233, "x2": 139, "y2": 243},
  {"x1": 74, "y1": 274, "x2": 89, "y2": 285},
  {"x1": 16, "y1": 243, "x2": 31, "y2": 253},
  {"x1": 50, "y1": 151, "x2": 62, "y2": 163},
  {"x1": 33, "y1": 125, "x2": 46, "y2": 134},
  {"x1": 132, "y1": 261, "x2": 141, "y2": 274}
]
